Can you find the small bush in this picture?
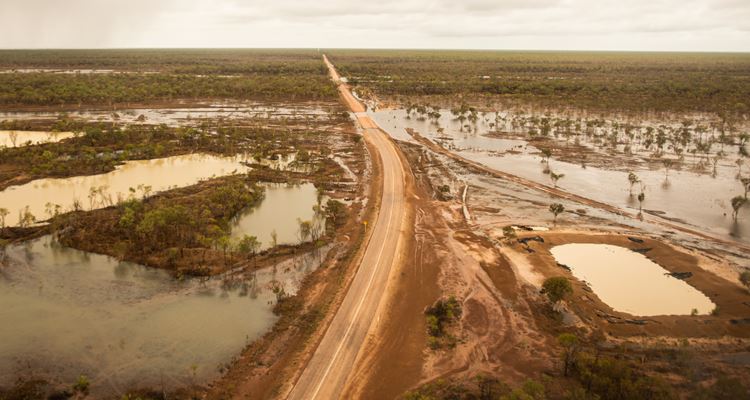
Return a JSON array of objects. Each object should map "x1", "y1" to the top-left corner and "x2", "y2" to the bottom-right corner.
[
  {"x1": 425, "y1": 297, "x2": 462, "y2": 349},
  {"x1": 72, "y1": 375, "x2": 90, "y2": 394},
  {"x1": 542, "y1": 277, "x2": 573, "y2": 304},
  {"x1": 739, "y1": 270, "x2": 750, "y2": 291}
]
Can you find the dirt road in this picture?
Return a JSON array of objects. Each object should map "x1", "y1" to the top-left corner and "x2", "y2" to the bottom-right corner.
[{"x1": 286, "y1": 56, "x2": 407, "y2": 400}]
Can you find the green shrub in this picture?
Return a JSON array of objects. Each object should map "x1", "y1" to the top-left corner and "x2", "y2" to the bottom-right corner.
[{"x1": 542, "y1": 277, "x2": 573, "y2": 304}]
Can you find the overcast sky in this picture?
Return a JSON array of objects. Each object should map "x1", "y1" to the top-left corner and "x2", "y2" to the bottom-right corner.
[{"x1": 2, "y1": 0, "x2": 749, "y2": 51}]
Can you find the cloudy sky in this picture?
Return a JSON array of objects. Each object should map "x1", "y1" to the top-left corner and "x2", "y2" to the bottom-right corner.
[{"x1": 2, "y1": 0, "x2": 749, "y2": 51}]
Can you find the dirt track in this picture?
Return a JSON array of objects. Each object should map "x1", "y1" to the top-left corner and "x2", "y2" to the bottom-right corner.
[{"x1": 286, "y1": 56, "x2": 411, "y2": 400}]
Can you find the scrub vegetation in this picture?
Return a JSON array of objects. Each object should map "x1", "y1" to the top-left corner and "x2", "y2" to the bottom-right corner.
[
  {"x1": 327, "y1": 50, "x2": 750, "y2": 114},
  {"x1": 0, "y1": 109, "x2": 351, "y2": 189},
  {"x1": 56, "y1": 176, "x2": 265, "y2": 275},
  {"x1": 0, "y1": 49, "x2": 336, "y2": 106},
  {"x1": 425, "y1": 296, "x2": 463, "y2": 349},
  {"x1": 2, "y1": 49, "x2": 749, "y2": 400},
  {"x1": 357, "y1": 50, "x2": 750, "y2": 400}
]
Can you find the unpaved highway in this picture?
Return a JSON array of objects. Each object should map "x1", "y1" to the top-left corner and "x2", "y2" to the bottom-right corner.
[{"x1": 286, "y1": 56, "x2": 408, "y2": 400}]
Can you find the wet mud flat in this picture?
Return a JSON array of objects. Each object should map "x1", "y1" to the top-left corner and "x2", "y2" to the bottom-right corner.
[{"x1": 386, "y1": 128, "x2": 750, "y2": 398}]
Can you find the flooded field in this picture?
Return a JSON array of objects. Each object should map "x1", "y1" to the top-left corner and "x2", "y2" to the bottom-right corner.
[
  {"x1": 0, "y1": 153, "x2": 249, "y2": 226},
  {"x1": 550, "y1": 243, "x2": 715, "y2": 316},
  {"x1": 0, "y1": 102, "x2": 334, "y2": 128},
  {"x1": 0, "y1": 235, "x2": 325, "y2": 394},
  {"x1": 371, "y1": 108, "x2": 750, "y2": 242},
  {"x1": 0, "y1": 69, "x2": 119, "y2": 74},
  {"x1": 0, "y1": 130, "x2": 75, "y2": 147},
  {"x1": 231, "y1": 183, "x2": 324, "y2": 249}
]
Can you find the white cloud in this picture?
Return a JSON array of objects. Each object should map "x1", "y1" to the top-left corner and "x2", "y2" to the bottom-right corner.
[{"x1": 0, "y1": 0, "x2": 748, "y2": 50}]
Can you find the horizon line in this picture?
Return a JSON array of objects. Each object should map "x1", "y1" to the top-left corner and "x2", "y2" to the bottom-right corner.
[{"x1": 1, "y1": 47, "x2": 749, "y2": 54}]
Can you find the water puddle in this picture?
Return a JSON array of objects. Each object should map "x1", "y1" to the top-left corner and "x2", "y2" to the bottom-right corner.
[
  {"x1": 0, "y1": 154, "x2": 249, "y2": 226},
  {"x1": 231, "y1": 183, "x2": 325, "y2": 250},
  {"x1": 550, "y1": 243, "x2": 714, "y2": 316},
  {"x1": 0, "y1": 235, "x2": 325, "y2": 394},
  {"x1": 0, "y1": 130, "x2": 75, "y2": 148}
]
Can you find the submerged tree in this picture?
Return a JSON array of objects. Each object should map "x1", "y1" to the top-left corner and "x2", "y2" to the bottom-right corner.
[
  {"x1": 741, "y1": 177, "x2": 750, "y2": 199},
  {"x1": 627, "y1": 172, "x2": 640, "y2": 196},
  {"x1": 540, "y1": 148, "x2": 552, "y2": 164},
  {"x1": 297, "y1": 219, "x2": 312, "y2": 243},
  {"x1": 662, "y1": 159, "x2": 673, "y2": 179},
  {"x1": 637, "y1": 187, "x2": 646, "y2": 214},
  {"x1": 731, "y1": 196, "x2": 747, "y2": 222},
  {"x1": 18, "y1": 206, "x2": 35, "y2": 228},
  {"x1": 0, "y1": 207, "x2": 8, "y2": 229},
  {"x1": 550, "y1": 171, "x2": 565, "y2": 188},
  {"x1": 549, "y1": 203, "x2": 565, "y2": 224}
]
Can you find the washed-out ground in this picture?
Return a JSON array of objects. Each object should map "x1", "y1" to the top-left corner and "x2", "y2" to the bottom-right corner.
[{"x1": 340, "y1": 119, "x2": 750, "y2": 398}]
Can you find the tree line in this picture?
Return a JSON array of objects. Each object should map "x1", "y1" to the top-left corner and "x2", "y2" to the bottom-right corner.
[{"x1": 328, "y1": 50, "x2": 750, "y2": 114}]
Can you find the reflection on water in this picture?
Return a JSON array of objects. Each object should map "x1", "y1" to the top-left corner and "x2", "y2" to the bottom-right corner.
[
  {"x1": 0, "y1": 130, "x2": 75, "y2": 148},
  {"x1": 0, "y1": 69, "x2": 118, "y2": 74},
  {"x1": 464, "y1": 152, "x2": 748, "y2": 241},
  {"x1": 0, "y1": 236, "x2": 326, "y2": 394},
  {"x1": 0, "y1": 154, "x2": 250, "y2": 226},
  {"x1": 0, "y1": 103, "x2": 331, "y2": 128},
  {"x1": 370, "y1": 108, "x2": 749, "y2": 243},
  {"x1": 550, "y1": 243, "x2": 715, "y2": 316},
  {"x1": 231, "y1": 183, "x2": 325, "y2": 249}
]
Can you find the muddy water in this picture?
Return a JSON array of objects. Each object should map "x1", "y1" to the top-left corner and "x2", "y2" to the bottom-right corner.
[
  {"x1": 0, "y1": 103, "x2": 331, "y2": 128},
  {"x1": 550, "y1": 244, "x2": 715, "y2": 316},
  {"x1": 371, "y1": 108, "x2": 749, "y2": 243},
  {"x1": 0, "y1": 130, "x2": 75, "y2": 148},
  {"x1": 0, "y1": 236, "x2": 326, "y2": 394},
  {"x1": 231, "y1": 183, "x2": 325, "y2": 250},
  {"x1": 0, "y1": 154, "x2": 249, "y2": 226},
  {"x1": 466, "y1": 152, "x2": 748, "y2": 240},
  {"x1": 0, "y1": 69, "x2": 118, "y2": 74},
  {"x1": 369, "y1": 108, "x2": 525, "y2": 151}
]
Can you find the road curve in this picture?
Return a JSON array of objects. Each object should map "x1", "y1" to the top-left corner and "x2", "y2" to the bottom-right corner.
[{"x1": 286, "y1": 56, "x2": 407, "y2": 400}]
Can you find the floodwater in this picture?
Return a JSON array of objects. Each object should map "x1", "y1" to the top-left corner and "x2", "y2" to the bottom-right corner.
[
  {"x1": 231, "y1": 183, "x2": 325, "y2": 250},
  {"x1": 369, "y1": 108, "x2": 526, "y2": 152},
  {"x1": 0, "y1": 69, "x2": 118, "y2": 74},
  {"x1": 466, "y1": 152, "x2": 747, "y2": 240},
  {"x1": 370, "y1": 108, "x2": 749, "y2": 242},
  {"x1": 550, "y1": 243, "x2": 715, "y2": 316},
  {"x1": 0, "y1": 236, "x2": 326, "y2": 394},
  {"x1": 0, "y1": 154, "x2": 249, "y2": 226},
  {"x1": 0, "y1": 130, "x2": 75, "y2": 148},
  {"x1": 0, "y1": 103, "x2": 331, "y2": 128}
]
